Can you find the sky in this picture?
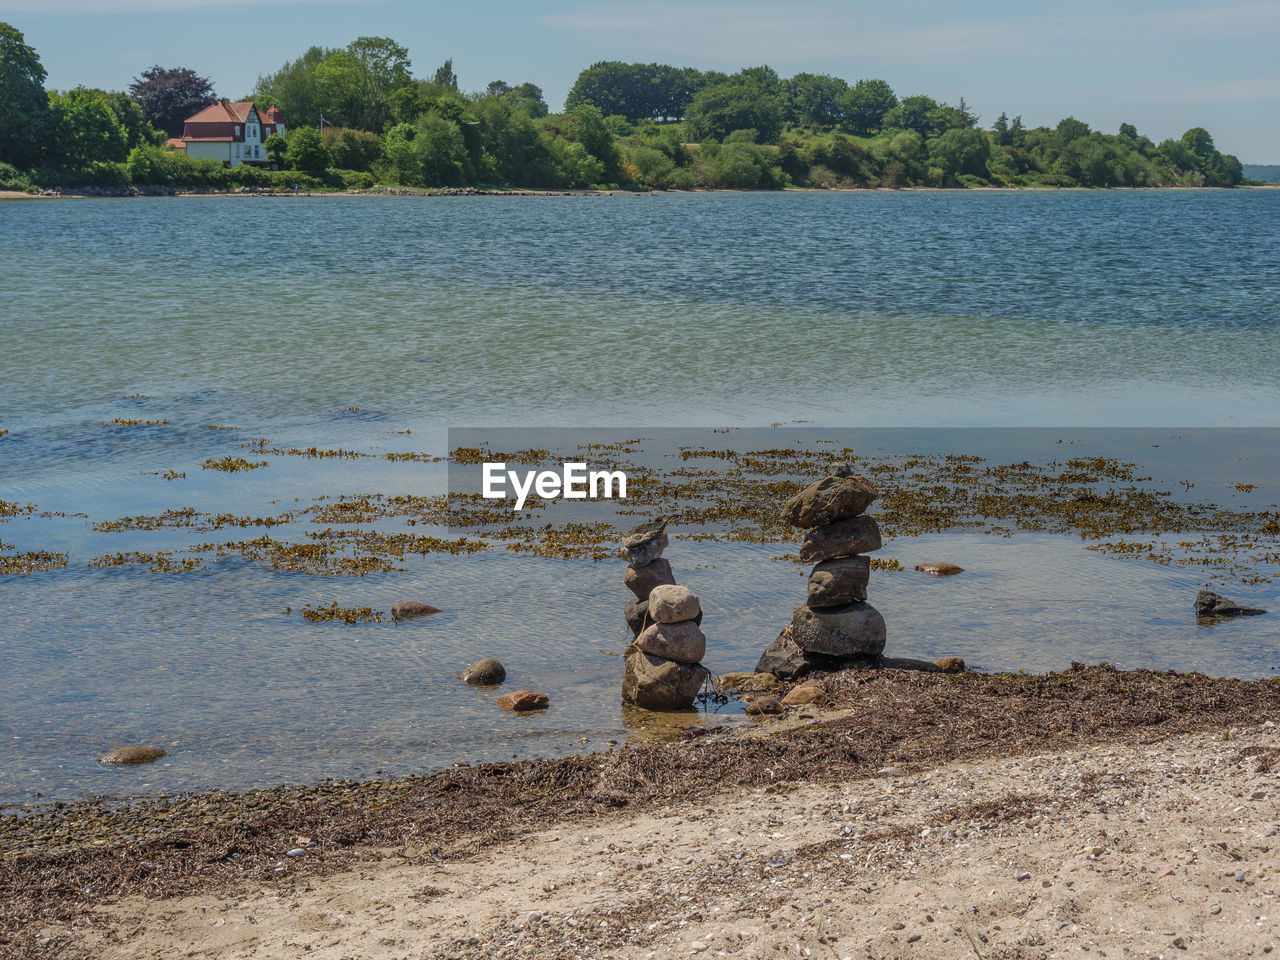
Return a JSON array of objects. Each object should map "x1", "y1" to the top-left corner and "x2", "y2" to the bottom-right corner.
[{"x1": 3, "y1": 0, "x2": 1278, "y2": 161}]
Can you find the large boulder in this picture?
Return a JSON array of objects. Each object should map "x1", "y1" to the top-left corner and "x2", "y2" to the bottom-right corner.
[
  {"x1": 622, "y1": 649, "x2": 709, "y2": 710},
  {"x1": 807, "y1": 556, "x2": 870, "y2": 607},
  {"x1": 754, "y1": 627, "x2": 849, "y2": 680},
  {"x1": 798, "y1": 514, "x2": 882, "y2": 563},
  {"x1": 647, "y1": 584, "x2": 701, "y2": 623},
  {"x1": 1195, "y1": 590, "x2": 1265, "y2": 618},
  {"x1": 789, "y1": 602, "x2": 886, "y2": 658},
  {"x1": 624, "y1": 557, "x2": 675, "y2": 601},
  {"x1": 635, "y1": 620, "x2": 706, "y2": 663},
  {"x1": 781, "y1": 474, "x2": 878, "y2": 528}
]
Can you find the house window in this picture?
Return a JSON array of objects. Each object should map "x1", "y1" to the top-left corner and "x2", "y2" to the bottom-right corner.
[
  {"x1": 254, "y1": 145, "x2": 260, "y2": 158},
  {"x1": 234, "y1": 125, "x2": 240, "y2": 136}
]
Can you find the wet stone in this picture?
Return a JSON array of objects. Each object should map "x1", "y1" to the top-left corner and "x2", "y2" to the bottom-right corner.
[
  {"x1": 1196, "y1": 589, "x2": 1265, "y2": 618},
  {"x1": 635, "y1": 620, "x2": 706, "y2": 664},
  {"x1": 647, "y1": 584, "x2": 701, "y2": 623},
  {"x1": 391, "y1": 600, "x2": 441, "y2": 619},
  {"x1": 497, "y1": 690, "x2": 549, "y2": 712},
  {"x1": 798, "y1": 514, "x2": 883, "y2": 564},
  {"x1": 915, "y1": 562, "x2": 964, "y2": 576},
  {"x1": 807, "y1": 556, "x2": 870, "y2": 607},
  {"x1": 458, "y1": 658, "x2": 506, "y2": 685},
  {"x1": 100, "y1": 746, "x2": 167, "y2": 766},
  {"x1": 624, "y1": 557, "x2": 675, "y2": 601},
  {"x1": 622, "y1": 649, "x2": 709, "y2": 711},
  {"x1": 780, "y1": 474, "x2": 879, "y2": 528},
  {"x1": 789, "y1": 602, "x2": 886, "y2": 658}
]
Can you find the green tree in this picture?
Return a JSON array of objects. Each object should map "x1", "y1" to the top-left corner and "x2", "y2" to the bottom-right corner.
[
  {"x1": 47, "y1": 87, "x2": 128, "y2": 166},
  {"x1": 315, "y1": 51, "x2": 369, "y2": 128},
  {"x1": 264, "y1": 132, "x2": 287, "y2": 166},
  {"x1": 286, "y1": 126, "x2": 331, "y2": 174},
  {"x1": 782, "y1": 72, "x2": 848, "y2": 128},
  {"x1": 881, "y1": 95, "x2": 948, "y2": 138},
  {"x1": 0, "y1": 22, "x2": 49, "y2": 166},
  {"x1": 323, "y1": 126, "x2": 381, "y2": 170},
  {"x1": 413, "y1": 111, "x2": 468, "y2": 185},
  {"x1": 254, "y1": 46, "x2": 332, "y2": 129},
  {"x1": 561, "y1": 103, "x2": 621, "y2": 177},
  {"x1": 927, "y1": 128, "x2": 990, "y2": 181},
  {"x1": 1055, "y1": 116, "x2": 1090, "y2": 143},
  {"x1": 347, "y1": 36, "x2": 411, "y2": 96},
  {"x1": 683, "y1": 80, "x2": 781, "y2": 143},
  {"x1": 433, "y1": 59, "x2": 458, "y2": 90},
  {"x1": 548, "y1": 138, "x2": 604, "y2": 187},
  {"x1": 837, "y1": 79, "x2": 895, "y2": 136}
]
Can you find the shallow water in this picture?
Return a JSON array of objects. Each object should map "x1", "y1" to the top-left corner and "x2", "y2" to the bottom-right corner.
[{"x1": 1, "y1": 192, "x2": 1279, "y2": 803}]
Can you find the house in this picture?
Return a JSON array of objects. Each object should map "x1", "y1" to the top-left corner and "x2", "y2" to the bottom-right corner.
[{"x1": 179, "y1": 101, "x2": 285, "y2": 167}]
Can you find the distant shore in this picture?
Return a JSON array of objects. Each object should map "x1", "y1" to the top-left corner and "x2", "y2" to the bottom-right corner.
[
  {"x1": 5, "y1": 664, "x2": 1280, "y2": 960},
  {"x1": 5, "y1": 183, "x2": 1278, "y2": 202}
]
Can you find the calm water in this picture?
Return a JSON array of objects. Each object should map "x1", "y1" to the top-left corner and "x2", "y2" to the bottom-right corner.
[{"x1": 2, "y1": 191, "x2": 1279, "y2": 803}]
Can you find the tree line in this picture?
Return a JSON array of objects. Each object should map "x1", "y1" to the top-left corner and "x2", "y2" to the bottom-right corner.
[{"x1": 0, "y1": 24, "x2": 1248, "y2": 193}]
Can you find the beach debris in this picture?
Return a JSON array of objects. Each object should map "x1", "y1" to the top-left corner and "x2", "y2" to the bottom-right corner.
[
  {"x1": 1195, "y1": 589, "x2": 1265, "y2": 619},
  {"x1": 391, "y1": 600, "x2": 441, "y2": 619},
  {"x1": 99, "y1": 746, "x2": 166, "y2": 765},
  {"x1": 915, "y1": 562, "x2": 965, "y2": 576},
  {"x1": 713, "y1": 671, "x2": 779, "y2": 693},
  {"x1": 458, "y1": 658, "x2": 506, "y2": 685},
  {"x1": 497, "y1": 690, "x2": 549, "y2": 712},
  {"x1": 758, "y1": 464, "x2": 887, "y2": 678},
  {"x1": 621, "y1": 521, "x2": 709, "y2": 710}
]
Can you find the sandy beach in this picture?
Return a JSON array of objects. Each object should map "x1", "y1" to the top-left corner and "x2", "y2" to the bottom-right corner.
[{"x1": 7, "y1": 665, "x2": 1280, "y2": 960}]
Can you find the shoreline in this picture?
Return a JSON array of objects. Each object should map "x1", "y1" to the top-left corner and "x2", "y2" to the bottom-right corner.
[
  {"x1": 4, "y1": 184, "x2": 1278, "y2": 201},
  {"x1": 6, "y1": 663, "x2": 1280, "y2": 959}
]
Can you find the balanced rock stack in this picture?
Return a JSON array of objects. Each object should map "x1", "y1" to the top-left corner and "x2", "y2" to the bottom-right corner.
[
  {"x1": 756, "y1": 463, "x2": 887, "y2": 679},
  {"x1": 620, "y1": 520, "x2": 710, "y2": 710}
]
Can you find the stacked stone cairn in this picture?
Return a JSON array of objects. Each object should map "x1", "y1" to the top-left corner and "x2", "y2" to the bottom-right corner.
[
  {"x1": 620, "y1": 520, "x2": 710, "y2": 710},
  {"x1": 756, "y1": 463, "x2": 887, "y2": 680}
]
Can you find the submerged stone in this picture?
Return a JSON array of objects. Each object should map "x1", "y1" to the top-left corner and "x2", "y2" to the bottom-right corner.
[
  {"x1": 458, "y1": 658, "x2": 506, "y2": 685},
  {"x1": 392, "y1": 600, "x2": 441, "y2": 619},
  {"x1": 100, "y1": 746, "x2": 166, "y2": 766},
  {"x1": 1196, "y1": 590, "x2": 1265, "y2": 618}
]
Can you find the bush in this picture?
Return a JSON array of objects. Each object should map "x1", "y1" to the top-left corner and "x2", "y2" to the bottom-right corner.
[
  {"x1": 335, "y1": 169, "x2": 375, "y2": 190},
  {"x1": 0, "y1": 161, "x2": 34, "y2": 192}
]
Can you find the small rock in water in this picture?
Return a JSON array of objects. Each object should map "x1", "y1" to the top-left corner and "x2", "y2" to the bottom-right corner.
[
  {"x1": 497, "y1": 690, "x2": 549, "y2": 712},
  {"x1": 458, "y1": 658, "x2": 506, "y2": 685},
  {"x1": 99, "y1": 746, "x2": 166, "y2": 765},
  {"x1": 915, "y1": 562, "x2": 964, "y2": 576},
  {"x1": 744, "y1": 698, "x2": 784, "y2": 716},
  {"x1": 647, "y1": 584, "x2": 701, "y2": 623},
  {"x1": 933, "y1": 656, "x2": 966, "y2": 673},
  {"x1": 624, "y1": 557, "x2": 675, "y2": 601},
  {"x1": 391, "y1": 600, "x2": 441, "y2": 619},
  {"x1": 1195, "y1": 589, "x2": 1265, "y2": 619}
]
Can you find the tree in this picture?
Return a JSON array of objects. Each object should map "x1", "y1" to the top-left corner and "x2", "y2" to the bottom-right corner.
[
  {"x1": 286, "y1": 126, "x2": 331, "y2": 174},
  {"x1": 47, "y1": 87, "x2": 128, "y2": 166},
  {"x1": 881, "y1": 95, "x2": 948, "y2": 139},
  {"x1": 928, "y1": 128, "x2": 991, "y2": 182},
  {"x1": 323, "y1": 126, "x2": 381, "y2": 169},
  {"x1": 566, "y1": 61, "x2": 706, "y2": 123},
  {"x1": 347, "y1": 36, "x2": 411, "y2": 95},
  {"x1": 315, "y1": 52, "x2": 368, "y2": 128},
  {"x1": 433, "y1": 59, "x2": 457, "y2": 91},
  {"x1": 1055, "y1": 116, "x2": 1090, "y2": 144},
  {"x1": 782, "y1": 73, "x2": 848, "y2": 128},
  {"x1": 128, "y1": 65, "x2": 216, "y2": 137},
  {"x1": 254, "y1": 46, "x2": 331, "y2": 129},
  {"x1": 683, "y1": 80, "x2": 781, "y2": 143},
  {"x1": 264, "y1": 133, "x2": 287, "y2": 166},
  {"x1": 838, "y1": 79, "x2": 896, "y2": 136},
  {"x1": 0, "y1": 22, "x2": 49, "y2": 166},
  {"x1": 560, "y1": 103, "x2": 620, "y2": 177}
]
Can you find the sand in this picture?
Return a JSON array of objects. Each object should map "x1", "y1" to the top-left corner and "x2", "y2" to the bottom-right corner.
[{"x1": 78, "y1": 721, "x2": 1279, "y2": 960}]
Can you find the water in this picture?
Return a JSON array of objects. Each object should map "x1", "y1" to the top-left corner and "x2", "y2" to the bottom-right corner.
[{"x1": 1, "y1": 191, "x2": 1278, "y2": 803}]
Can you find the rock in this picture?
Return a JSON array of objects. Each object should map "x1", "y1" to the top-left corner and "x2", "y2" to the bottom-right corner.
[
  {"x1": 1196, "y1": 589, "x2": 1265, "y2": 618},
  {"x1": 714, "y1": 671, "x2": 780, "y2": 693},
  {"x1": 789, "y1": 602, "x2": 886, "y2": 658},
  {"x1": 636, "y1": 620, "x2": 706, "y2": 663},
  {"x1": 99, "y1": 746, "x2": 166, "y2": 765},
  {"x1": 624, "y1": 557, "x2": 675, "y2": 601},
  {"x1": 497, "y1": 690, "x2": 549, "y2": 712},
  {"x1": 780, "y1": 474, "x2": 879, "y2": 528},
  {"x1": 826, "y1": 461, "x2": 853, "y2": 477},
  {"x1": 797, "y1": 514, "x2": 882, "y2": 563},
  {"x1": 623, "y1": 525, "x2": 668, "y2": 566},
  {"x1": 915, "y1": 562, "x2": 964, "y2": 576},
  {"x1": 781, "y1": 682, "x2": 826, "y2": 706},
  {"x1": 933, "y1": 656, "x2": 966, "y2": 673},
  {"x1": 622, "y1": 649, "x2": 709, "y2": 710},
  {"x1": 391, "y1": 600, "x2": 441, "y2": 619},
  {"x1": 458, "y1": 658, "x2": 506, "y2": 685},
  {"x1": 807, "y1": 556, "x2": 870, "y2": 607},
  {"x1": 627, "y1": 597, "x2": 700, "y2": 636},
  {"x1": 754, "y1": 627, "x2": 852, "y2": 680},
  {"x1": 647, "y1": 584, "x2": 701, "y2": 623},
  {"x1": 744, "y1": 698, "x2": 783, "y2": 716}
]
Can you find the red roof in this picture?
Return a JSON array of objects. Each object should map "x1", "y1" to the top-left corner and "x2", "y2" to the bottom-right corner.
[
  {"x1": 181, "y1": 100, "x2": 283, "y2": 144},
  {"x1": 164, "y1": 138, "x2": 186, "y2": 150}
]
